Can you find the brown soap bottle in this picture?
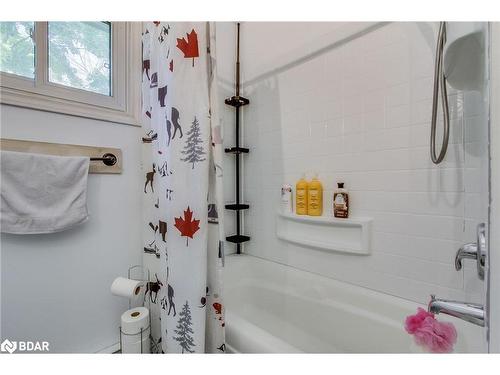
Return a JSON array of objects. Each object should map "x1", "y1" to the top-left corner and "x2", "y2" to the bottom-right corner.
[{"x1": 333, "y1": 182, "x2": 349, "y2": 218}]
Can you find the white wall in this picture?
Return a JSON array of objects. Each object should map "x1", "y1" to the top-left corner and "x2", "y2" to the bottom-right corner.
[
  {"x1": 240, "y1": 22, "x2": 382, "y2": 84},
  {"x1": 239, "y1": 22, "x2": 489, "y2": 314},
  {"x1": 216, "y1": 22, "x2": 239, "y2": 254},
  {"x1": 0, "y1": 105, "x2": 143, "y2": 352},
  {"x1": 489, "y1": 21, "x2": 500, "y2": 353}
]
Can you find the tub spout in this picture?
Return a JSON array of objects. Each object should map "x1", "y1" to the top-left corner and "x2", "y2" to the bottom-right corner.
[{"x1": 428, "y1": 295, "x2": 484, "y2": 327}]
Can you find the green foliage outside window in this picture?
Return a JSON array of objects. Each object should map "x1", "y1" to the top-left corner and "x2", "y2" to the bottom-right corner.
[
  {"x1": 0, "y1": 22, "x2": 35, "y2": 78},
  {"x1": 0, "y1": 22, "x2": 111, "y2": 96}
]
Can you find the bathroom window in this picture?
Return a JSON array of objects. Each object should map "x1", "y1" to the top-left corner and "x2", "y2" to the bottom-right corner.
[
  {"x1": 0, "y1": 22, "x2": 141, "y2": 125},
  {"x1": 47, "y1": 22, "x2": 112, "y2": 96},
  {"x1": 0, "y1": 22, "x2": 35, "y2": 79}
]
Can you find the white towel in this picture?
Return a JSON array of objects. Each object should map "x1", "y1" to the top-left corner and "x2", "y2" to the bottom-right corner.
[{"x1": 1, "y1": 150, "x2": 90, "y2": 234}]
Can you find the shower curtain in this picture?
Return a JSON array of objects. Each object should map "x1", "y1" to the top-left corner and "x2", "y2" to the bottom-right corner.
[{"x1": 141, "y1": 21, "x2": 225, "y2": 353}]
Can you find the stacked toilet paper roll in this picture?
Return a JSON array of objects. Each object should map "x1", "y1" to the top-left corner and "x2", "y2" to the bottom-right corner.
[
  {"x1": 120, "y1": 307, "x2": 150, "y2": 353},
  {"x1": 111, "y1": 277, "x2": 145, "y2": 304}
]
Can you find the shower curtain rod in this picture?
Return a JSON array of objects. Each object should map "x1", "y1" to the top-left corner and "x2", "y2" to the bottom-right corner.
[{"x1": 243, "y1": 22, "x2": 389, "y2": 87}]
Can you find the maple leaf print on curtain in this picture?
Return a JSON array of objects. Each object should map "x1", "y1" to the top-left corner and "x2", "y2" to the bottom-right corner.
[
  {"x1": 142, "y1": 22, "x2": 225, "y2": 353},
  {"x1": 176, "y1": 29, "x2": 199, "y2": 67},
  {"x1": 181, "y1": 116, "x2": 206, "y2": 169},
  {"x1": 174, "y1": 206, "x2": 200, "y2": 245}
]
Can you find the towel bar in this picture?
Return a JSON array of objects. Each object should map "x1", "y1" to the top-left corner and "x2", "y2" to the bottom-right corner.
[
  {"x1": 0, "y1": 138, "x2": 122, "y2": 174},
  {"x1": 90, "y1": 153, "x2": 117, "y2": 166}
]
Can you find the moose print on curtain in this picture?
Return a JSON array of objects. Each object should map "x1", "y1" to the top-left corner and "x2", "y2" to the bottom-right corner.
[{"x1": 141, "y1": 22, "x2": 225, "y2": 353}]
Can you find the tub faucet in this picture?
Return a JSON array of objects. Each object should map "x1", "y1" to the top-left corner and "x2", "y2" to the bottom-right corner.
[
  {"x1": 455, "y1": 242, "x2": 480, "y2": 271},
  {"x1": 455, "y1": 223, "x2": 486, "y2": 280},
  {"x1": 428, "y1": 295, "x2": 484, "y2": 327}
]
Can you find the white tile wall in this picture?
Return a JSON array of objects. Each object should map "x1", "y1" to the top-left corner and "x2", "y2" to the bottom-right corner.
[
  {"x1": 488, "y1": 21, "x2": 500, "y2": 353},
  {"x1": 237, "y1": 22, "x2": 489, "y2": 305},
  {"x1": 215, "y1": 23, "x2": 239, "y2": 247}
]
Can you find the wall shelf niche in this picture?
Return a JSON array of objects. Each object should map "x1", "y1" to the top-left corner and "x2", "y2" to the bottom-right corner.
[{"x1": 276, "y1": 212, "x2": 373, "y2": 255}]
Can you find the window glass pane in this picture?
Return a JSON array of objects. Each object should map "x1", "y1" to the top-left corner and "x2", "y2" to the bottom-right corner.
[
  {"x1": 0, "y1": 22, "x2": 35, "y2": 78},
  {"x1": 48, "y1": 22, "x2": 111, "y2": 96}
]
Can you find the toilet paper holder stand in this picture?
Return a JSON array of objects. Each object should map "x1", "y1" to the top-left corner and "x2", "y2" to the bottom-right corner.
[
  {"x1": 119, "y1": 322, "x2": 150, "y2": 354},
  {"x1": 127, "y1": 265, "x2": 150, "y2": 310},
  {"x1": 118, "y1": 265, "x2": 152, "y2": 354}
]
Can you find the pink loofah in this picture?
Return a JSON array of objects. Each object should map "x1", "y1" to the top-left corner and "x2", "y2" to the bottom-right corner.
[{"x1": 405, "y1": 308, "x2": 458, "y2": 353}]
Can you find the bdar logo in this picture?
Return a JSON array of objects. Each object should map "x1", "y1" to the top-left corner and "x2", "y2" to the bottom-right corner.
[
  {"x1": 1, "y1": 339, "x2": 17, "y2": 354},
  {"x1": 0, "y1": 339, "x2": 49, "y2": 353}
]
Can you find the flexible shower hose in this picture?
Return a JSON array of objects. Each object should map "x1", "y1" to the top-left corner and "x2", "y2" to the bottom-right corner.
[{"x1": 430, "y1": 21, "x2": 450, "y2": 165}]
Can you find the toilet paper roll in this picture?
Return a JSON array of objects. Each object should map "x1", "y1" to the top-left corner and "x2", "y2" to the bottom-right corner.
[
  {"x1": 111, "y1": 277, "x2": 145, "y2": 302},
  {"x1": 121, "y1": 326, "x2": 151, "y2": 353},
  {"x1": 121, "y1": 307, "x2": 150, "y2": 335}
]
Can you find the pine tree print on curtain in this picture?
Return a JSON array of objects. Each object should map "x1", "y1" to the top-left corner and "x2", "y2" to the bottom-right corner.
[
  {"x1": 174, "y1": 301, "x2": 196, "y2": 353},
  {"x1": 141, "y1": 21, "x2": 225, "y2": 353},
  {"x1": 181, "y1": 116, "x2": 206, "y2": 168}
]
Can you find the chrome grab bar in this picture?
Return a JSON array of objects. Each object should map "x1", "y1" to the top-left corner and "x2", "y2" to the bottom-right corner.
[
  {"x1": 428, "y1": 295, "x2": 484, "y2": 327},
  {"x1": 430, "y1": 21, "x2": 450, "y2": 164}
]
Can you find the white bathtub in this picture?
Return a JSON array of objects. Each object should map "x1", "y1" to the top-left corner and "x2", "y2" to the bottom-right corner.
[{"x1": 224, "y1": 254, "x2": 485, "y2": 353}]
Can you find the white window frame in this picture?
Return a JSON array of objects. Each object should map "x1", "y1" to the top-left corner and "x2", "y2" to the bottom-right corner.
[{"x1": 0, "y1": 22, "x2": 141, "y2": 126}]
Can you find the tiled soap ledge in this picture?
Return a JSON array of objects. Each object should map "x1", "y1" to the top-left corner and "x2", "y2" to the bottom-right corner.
[{"x1": 276, "y1": 212, "x2": 373, "y2": 255}]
